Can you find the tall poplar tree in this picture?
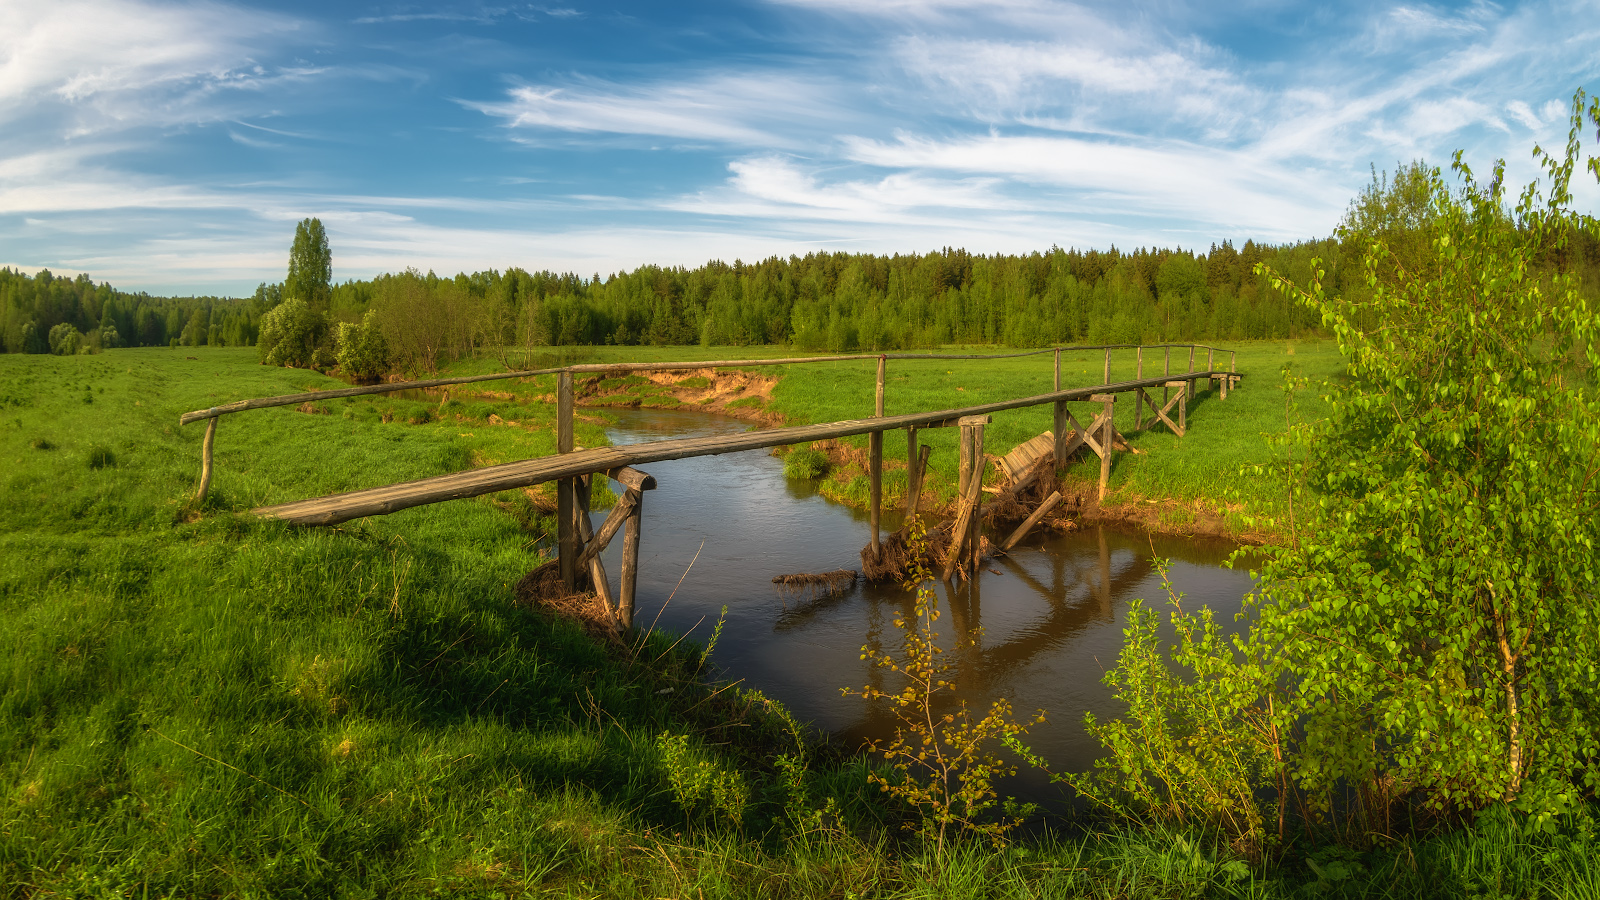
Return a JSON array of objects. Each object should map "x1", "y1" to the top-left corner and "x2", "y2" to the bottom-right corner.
[{"x1": 284, "y1": 217, "x2": 332, "y2": 311}]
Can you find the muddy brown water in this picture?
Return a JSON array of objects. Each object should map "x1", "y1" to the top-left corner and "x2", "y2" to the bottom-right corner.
[{"x1": 590, "y1": 407, "x2": 1259, "y2": 810}]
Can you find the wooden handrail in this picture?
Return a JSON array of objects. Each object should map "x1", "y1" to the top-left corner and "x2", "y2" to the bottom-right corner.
[{"x1": 250, "y1": 369, "x2": 1242, "y2": 526}]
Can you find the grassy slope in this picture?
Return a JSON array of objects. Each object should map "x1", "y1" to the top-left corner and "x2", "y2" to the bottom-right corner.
[{"x1": 3, "y1": 346, "x2": 1596, "y2": 898}]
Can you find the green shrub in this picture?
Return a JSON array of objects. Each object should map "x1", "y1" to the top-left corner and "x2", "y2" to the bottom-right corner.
[
  {"x1": 784, "y1": 447, "x2": 829, "y2": 479},
  {"x1": 257, "y1": 298, "x2": 322, "y2": 368},
  {"x1": 334, "y1": 310, "x2": 389, "y2": 380}
]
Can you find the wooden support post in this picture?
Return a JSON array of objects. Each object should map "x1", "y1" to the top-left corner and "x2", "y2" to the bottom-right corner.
[
  {"x1": 1098, "y1": 395, "x2": 1114, "y2": 502},
  {"x1": 1001, "y1": 491, "x2": 1063, "y2": 551},
  {"x1": 557, "y1": 370, "x2": 578, "y2": 591},
  {"x1": 1052, "y1": 347, "x2": 1066, "y2": 469},
  {"x1": 942, "y1": 416, "x2": 989, "y2": 582},
  {"x1": 869, "y1": 429, "x2": 883, "y2": 557},
  {"x1": 196, "y1": 416, "x2": 217, "y2": 502},
  {"x1": 1103, "y1": 348, "x2": 1111, "y2": 385},
  {"x1": 969, "y1": 424, "x2": 982, "y2": 576},
  {"x1": 905, "y1": 440, "x2": 931, "y2": 522},
  {"x1": 869, "y1": 355, "x2": 886, "y2": 558},
  {"x1": 1187, "y1": 345, "x2": 1196, "y2": 401},
  {"x1": 619, "y1": 494, "x2": 642, "y2": 628}
]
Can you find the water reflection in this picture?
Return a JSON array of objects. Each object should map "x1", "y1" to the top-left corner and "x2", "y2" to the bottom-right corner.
[{"x1": 591, "y1": 407, "x2": 1258, "y2": 805}]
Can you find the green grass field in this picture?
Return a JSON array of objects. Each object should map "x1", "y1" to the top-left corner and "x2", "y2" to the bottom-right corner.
[{"x1": 3, "y1": 345, "x2": 1596, "y2": 898}]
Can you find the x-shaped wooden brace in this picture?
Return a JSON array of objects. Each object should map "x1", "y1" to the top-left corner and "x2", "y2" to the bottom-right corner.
[
  {"x1": 1058, "y1": 403, "x2": 1122, "y2": 460},
  {"x1": 1136, "y1": 382, "x2": 1189, "y2": 437}
]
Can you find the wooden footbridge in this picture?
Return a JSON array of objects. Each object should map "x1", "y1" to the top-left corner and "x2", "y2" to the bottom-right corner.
[{"x1": 180, "y1": 344, "x2": 1242, "y2": 628}]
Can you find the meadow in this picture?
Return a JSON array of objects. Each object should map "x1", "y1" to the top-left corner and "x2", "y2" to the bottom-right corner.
[{"x1": 2, "y1": 346, "x2": 1596, "y2": 897}]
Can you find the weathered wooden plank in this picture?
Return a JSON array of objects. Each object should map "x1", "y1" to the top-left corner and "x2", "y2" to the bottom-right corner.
[{"x1": 1000, "y1": 432, "x2": 1055, "y2": 483}]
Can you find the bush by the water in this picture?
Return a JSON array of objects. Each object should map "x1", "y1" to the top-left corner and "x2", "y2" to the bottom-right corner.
[{"x1": 783, "y1": 446, "x2": 830, "y2": 479}]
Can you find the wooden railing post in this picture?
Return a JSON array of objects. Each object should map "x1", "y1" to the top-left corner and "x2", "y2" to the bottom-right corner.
[
  {"x1": 1103, "y1": 348, "x2": 1110, "y2": 385},
  {"x1": 196, "y1": 415, "x2": 218, "y2": 502},
  {"x1": 1187, "y1": 344, "x2": 1196, "y2": 400},
  {"x1": 869, "y1": 355, "x2": 886, "y2": 558},
  {"x1": 1134, "y1": 347, "x2": 1144, "y2": 431},
  {"x1": 1162, "y1": 345, "x2": 1170, "y2": 416},
  {"x1": 557, "y1": 370, "x2": 577, "y2": 591}
]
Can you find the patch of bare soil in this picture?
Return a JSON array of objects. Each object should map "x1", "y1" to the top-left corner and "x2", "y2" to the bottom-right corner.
[{"x1": 578, "y1": 368, "x2": 786, "y2": 424}]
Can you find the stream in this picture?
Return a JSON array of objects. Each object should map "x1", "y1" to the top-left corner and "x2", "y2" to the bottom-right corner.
[{"x1": 590, "y1": 406, "x2": 1259, "y2": 808}]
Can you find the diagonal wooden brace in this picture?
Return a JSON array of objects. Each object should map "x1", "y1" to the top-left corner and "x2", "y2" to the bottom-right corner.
[{"x1": 577, "y1": 488, "x2": 640, "y2": 568}]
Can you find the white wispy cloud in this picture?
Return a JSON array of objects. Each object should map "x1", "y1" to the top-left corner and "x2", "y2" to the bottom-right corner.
[
  {"x1": 0, "y1": 0, "x2": 307, "y2": 134},
  {"x1": 470, "y1": 72, "x2": 848, "y2": 147}
]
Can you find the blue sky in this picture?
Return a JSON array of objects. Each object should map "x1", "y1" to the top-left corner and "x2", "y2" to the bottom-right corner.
[{"x1": 4, "y1": 0, "x2": 1598, "y2": 296}]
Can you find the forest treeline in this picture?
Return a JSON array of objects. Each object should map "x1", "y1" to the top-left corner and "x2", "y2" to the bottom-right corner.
[
  {"x1": 0, "y1": 267, "x2": 276, "y2": 355},
  {"x1": 11, "y1": 160, "x2": 1598, "y2": 371},
  {"x1": 1, "y1": 240, "x2": 1342, "y2": 365}
]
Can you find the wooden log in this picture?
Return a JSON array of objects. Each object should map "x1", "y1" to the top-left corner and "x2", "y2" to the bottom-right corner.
[
  {"x1": 577, "y1": 488, "x2": 639, "y2": 567},
  {"x1": 196, "y1": 416, "x2": 217, "y2": 502},
  {"x1": 608, "y1": 466, "x2": 657, "y2": 491},
  {"x1": 177, "y1": 366, "x2": 569, "y2": 425},
  {"x1": 1001, "y1": 491, "x2": 1063, "y2": 551},
  {"x1": 619, "y1": 491, "x2": 642, "y2": 629}
]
